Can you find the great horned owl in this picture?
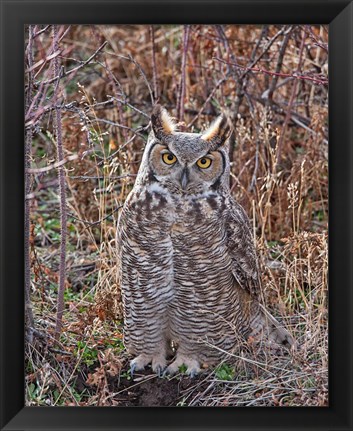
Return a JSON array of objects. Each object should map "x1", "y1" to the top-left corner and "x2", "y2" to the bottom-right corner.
[{"x1": 117, "y1": 105, "x2": 294, "y2": 377}]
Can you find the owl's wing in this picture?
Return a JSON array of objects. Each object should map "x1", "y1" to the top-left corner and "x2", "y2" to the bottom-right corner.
[{"x1": 225, "y1": 197, "x2": 262, "y2": 298}]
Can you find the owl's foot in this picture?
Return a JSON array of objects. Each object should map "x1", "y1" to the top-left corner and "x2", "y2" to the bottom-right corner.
[
  {"x1": 164, "y1": 355, "x2": 201, "y2": 378},
  {"x1": 152, "y1": 355, "x2": 167, "y2": 377},
  {"x1": 130, "y1": 353, "x2": 167, "y2": 378},
  {"x1": 130, "y1": 354, "x2": 152, "y2": 377}
]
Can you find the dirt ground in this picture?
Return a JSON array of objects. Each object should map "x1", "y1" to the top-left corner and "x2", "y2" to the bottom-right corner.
[{"x1": 76, "y1": 359, "x2": 203, "y2": 407}]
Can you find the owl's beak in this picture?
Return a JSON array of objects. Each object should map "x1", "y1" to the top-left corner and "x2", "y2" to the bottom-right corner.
[{"x1": 180, "y1": 167, "x2": 189, "y2": 190}]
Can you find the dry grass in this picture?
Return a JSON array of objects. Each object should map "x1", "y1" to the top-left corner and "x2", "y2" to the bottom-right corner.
[{"x1": 25, "y1": 24, "x2": 328, "y2": 407}]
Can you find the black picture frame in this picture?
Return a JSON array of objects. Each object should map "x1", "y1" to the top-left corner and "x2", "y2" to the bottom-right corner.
[{"x1": 1, "y1": 1, "x2": 352, "y2": 430}]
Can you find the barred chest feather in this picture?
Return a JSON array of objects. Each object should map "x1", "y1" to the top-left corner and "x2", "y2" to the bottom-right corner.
[
  {"x1": 125, "y1": 181, "x2": 227, "y2": 231},
  {"x1": 121, "y1": 181, "x2": 234, "y2": 303}
]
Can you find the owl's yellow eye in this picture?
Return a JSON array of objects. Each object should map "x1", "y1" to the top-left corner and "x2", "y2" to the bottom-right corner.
[
  {"x1": 162, "y1": 152, "x2": 177, "y2": 165},
  {"x1": 197, "y1": 157, "x2": 212, "y2": 169}
]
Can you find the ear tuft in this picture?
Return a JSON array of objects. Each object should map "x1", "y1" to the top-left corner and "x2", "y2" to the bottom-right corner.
[
  {"x1": 201, "y1": 114, "x2": 231, "y2": 148},
  {"x1": 151, "y1": 105, "x2": 176, "y2": 139}
]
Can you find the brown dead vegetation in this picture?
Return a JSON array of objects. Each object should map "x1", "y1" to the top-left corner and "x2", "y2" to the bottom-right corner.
[{"x1": 25, "y1": 24, "x2": 328, "y2": 407}]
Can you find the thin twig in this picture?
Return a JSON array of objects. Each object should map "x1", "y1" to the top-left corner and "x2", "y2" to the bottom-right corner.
[
  {"x1": 31, "y1": 27, "x2": 71, "y2": 81},
  {"x1": 266, "y1": 27, "x2": 293, "y2": 103},
  {"x1": 187, "y1": 77, "x2": 227, "y2": 128},
  {"x1": 106, "y1": 51, "x2": 155, "y2": 105},
  {"x1": 277, "y1": 29, "x2": 307, "y2": 163},
  {"x1": 68, "y1": 205, "x2": 123, "y2": 227},
  {"x1": 26, "y1": 49, "x2": 61, "y2": 74},
  {"x1": 97, "y1": 49, "x2": 128, "y2": 143},
  {"x1": 110, "y1": 97, "x2": 150, "y2": 118},
  {"x1": 213, "y1": 57, "x2": 327, "y2": 86},
  {"x1": 38, "y1": 41, "x2": 108, "y2": 86},
  {"x1": 300, "y1": 25, "x2": 328, "y2": 52},
  {"x1": 150, "y1": 25, "x2": 158, "y2": 100},
  {"x1": 26, "y1": 154, "x2": 80, "y2": 174},
  {"x1": 241, "y1": 26, "x2": 291, "y2": 80},
  {"x1": 25, "y1": 26, "x2": 35, "y2": 343},
  {"x1": 68, "y1": 174, "x2": 137, "y2": 180},
  {"x1": 90, "y1": 118, "x2": 146, "y2": 139},
  {"x1": 177, "y1": 25, "x2": 191, "y2": 122},
  {"x1": 33, "y1": 25, "x2": 51, "y2": 38}
]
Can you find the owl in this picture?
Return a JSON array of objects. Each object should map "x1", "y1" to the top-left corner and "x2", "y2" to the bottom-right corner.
[{"x1": 116, "y1": 105, "x2": 294, "y2": 377}]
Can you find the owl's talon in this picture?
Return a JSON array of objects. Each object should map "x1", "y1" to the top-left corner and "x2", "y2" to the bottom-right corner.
[
  {"x1": 151, "y1": 356, "x2": 167, "y2": 377},
  {"x1": 164, "y1": 355, "x2": 201, "y2": 377},
  {"x1": 188, "y1": 368, "x2": 199, "y2": 378},
  {"x1": 154, "y1": 365, "x2": 164, "y2": 378},
  {"x1": 130, "y1": 363, "x2": 137, "y2": 378},
  {"x1": 163, "y1": 365, "x2": 177, "y2": 377}
]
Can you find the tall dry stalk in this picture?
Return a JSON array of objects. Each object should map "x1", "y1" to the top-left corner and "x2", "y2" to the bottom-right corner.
[
  {"x1": 52, "y1": 25, "x2": 67, "y2": 342},
  {"x1": 24, "y1": 25, "x2": 34, "y2": 342}
]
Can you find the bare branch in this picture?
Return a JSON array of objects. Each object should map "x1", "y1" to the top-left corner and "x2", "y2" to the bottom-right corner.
[
  {"x1": 150, "y1": 25, "x2": 159, "y2": 100},
  {"x1": 26, "y1": 154, "x2": 79, "y2": 175},
  {"x1": 25, "y1": 25, "x2": 35, "y2": 343},
  {"x1": 266, "y1": 28, "x2": 293, "y2": 103},
  {"x1": 213, "y1": 57, "x2": 328, "y2": 86},
  {"x1": 277, "y1": 29, "x2": 307, "y2": 163},
  {"x1": 52, "y1": 26, "x2": 67, "y2": 342},
  {"x1": 32, "y1": 25, "x2": 51, "y2": 38},
  {"x1": 37, "y1": 40, "x2": 108, "y2": 86},
  {"x1": 187, "y1": 77, "x2": 227, "y2": 128},
  {"x1": 177, "y1": 25, "x2": 191, "y2": 122},
  {"x1": 106, "y1": 51, "x2": 154, "y2": 105}
]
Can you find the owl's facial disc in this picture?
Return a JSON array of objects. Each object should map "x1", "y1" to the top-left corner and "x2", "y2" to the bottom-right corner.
[
  {"x1": 147, "y1": 105, "x2": 231, "y2": 193},
  {"x1": 148, "y1": 142, "x2": 225, "y2": 193}
]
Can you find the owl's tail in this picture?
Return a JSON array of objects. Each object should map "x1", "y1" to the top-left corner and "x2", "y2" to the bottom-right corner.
[{"x1": 250, "y1": 304, "x2": 295, "y2": 349}]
